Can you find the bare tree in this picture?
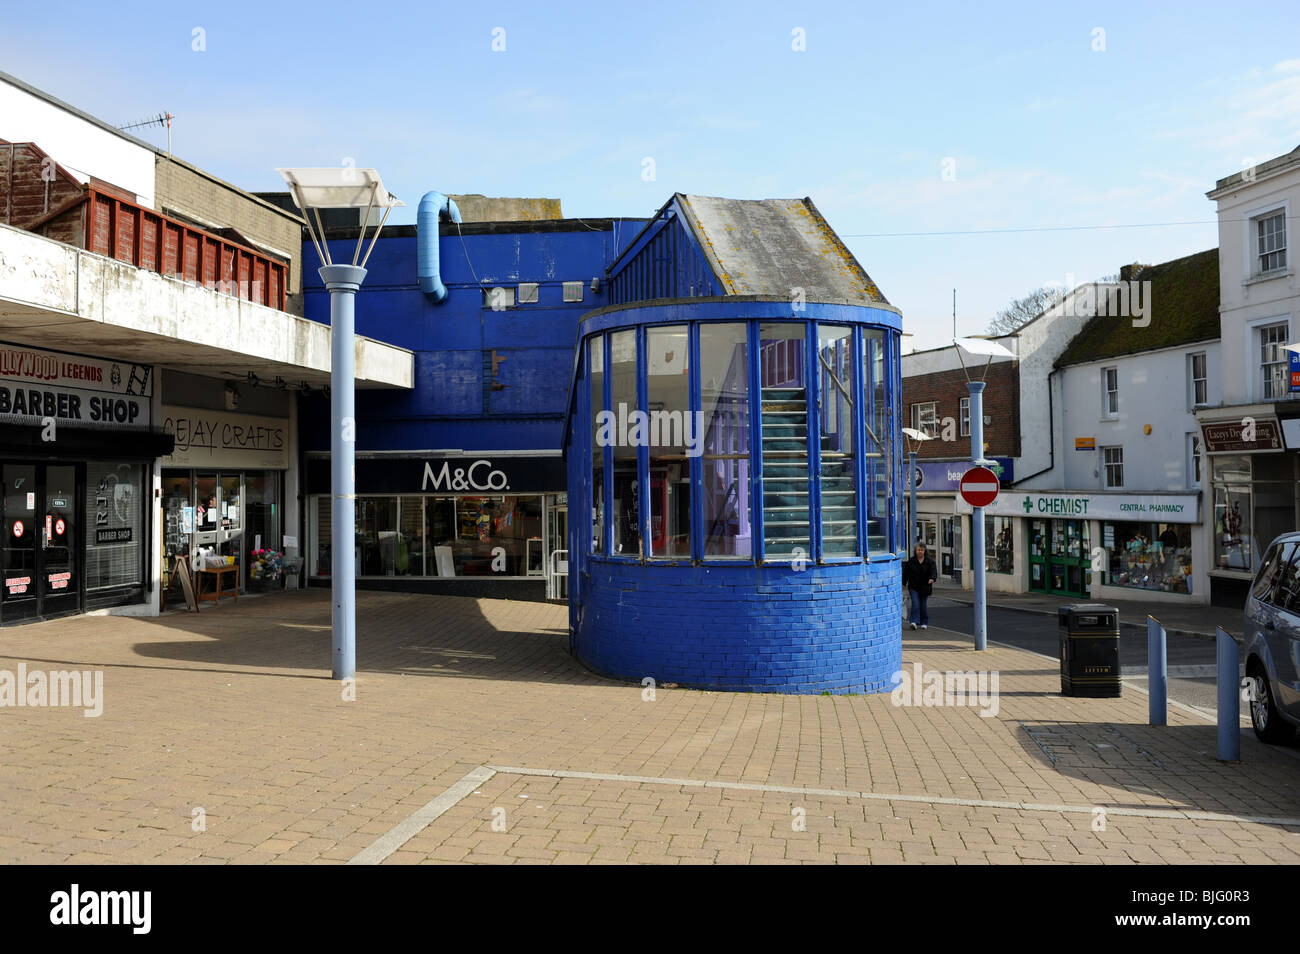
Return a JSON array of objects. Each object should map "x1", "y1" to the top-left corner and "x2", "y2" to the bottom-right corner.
[{"x1": 986, "y1": 286, "x2": 1064, "y2": 336}]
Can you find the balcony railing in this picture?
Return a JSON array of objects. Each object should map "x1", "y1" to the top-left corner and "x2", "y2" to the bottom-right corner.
[
  {"x1": 2, "y1": 139, "x2": 287, "y2": 311},
  {"x1": 84, "y1": 189, "x2": 287, "y2": 311}
]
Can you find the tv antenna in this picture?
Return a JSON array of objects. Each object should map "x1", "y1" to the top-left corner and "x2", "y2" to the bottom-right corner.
[{"x1": 117, "y1": 112, "x2": 174, "y2": 153}]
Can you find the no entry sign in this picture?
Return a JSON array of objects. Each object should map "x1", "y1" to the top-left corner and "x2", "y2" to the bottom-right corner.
[{"x1": 959, "y1": 466, "x2": 1000, "y2": 507}]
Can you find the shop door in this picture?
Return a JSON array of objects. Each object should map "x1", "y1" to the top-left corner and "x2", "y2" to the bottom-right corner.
[
  {"x1": 1028, "y1": 519, "x2": 1048, "y2": 593},
  {"x1": 42, "y1": 466, "x2": 79, "y2": 617},
  {"x1": 2, "y1": 464, "x2": 39, "y2": 624},
  {"x1": 1, "y1": 463, "x2": 81, "y2": 623},
  {"x1": 546, "y1": 505, "x2": 568, "y2": 602},
  {"x1": 1045, "y1": 519, "x2": 1090, "y2": 598},
  {"x1": 940, "y1": 518, "x2": 954, "y2": 579}
]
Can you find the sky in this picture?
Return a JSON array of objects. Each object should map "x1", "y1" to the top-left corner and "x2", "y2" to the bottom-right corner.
[{"x1": 2, "y1": 0, "x2": 1298, "y2": 349}]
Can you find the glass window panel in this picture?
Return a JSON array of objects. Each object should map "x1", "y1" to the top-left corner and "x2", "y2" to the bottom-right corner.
[
  {"x1": 3, "y1": 464, "x2": 37, "y2": 620},
  {"x1": 312, "y1": 495, "x2": 331, "y2": 578},
  {"x1": 1213, "y1": 483, "x2": 1253, "y2": 571},
  {"x1": 84, "y1": 462, "x2": 141, "y2": 592},
  {"x1": 759, "y1": 323, "x2": 809, "y2": 559},
  {"x1": 700, "y1": 322, "x2": 751, "y2": 559},
  {"x1": 161, "y1": 473, "x2": 192, "y2": 603},
  {"x1": 986, "y1": 515, "x2": 1014, "y2": 574},
  {"x1": 218, "y1": 474, "x2": 242, "y2": 566},
  {"x1": 422, "y1": 495, "x2": 542, "y2": 576},
  {"x1": 863, "y1": 328, "x2": 890, "y2": 553},
  {"x1": 610, "y1": 330, "x2": 641, "y2": 556},
  {"x1": 646, "y1": 325, "x2": 691, "y2": 558},
  {"x1": 817, "y1": 325, "x2": 857, "y2": 556},
  {"x1": 589, "y1": 336, "x2": 605, "y2": 555},
  {"x1": 358, "y1": 497, "x2": 398, "y2": 576},
  {"x1": 1106, "y1": 521, "x2": 1194, "y2": 593},
  {"x1": 244, "y1": 472, "x2": 279, "y2": 555},
  {"x1": 398, "y1": 496, "x2": 423, "y2": 575}
]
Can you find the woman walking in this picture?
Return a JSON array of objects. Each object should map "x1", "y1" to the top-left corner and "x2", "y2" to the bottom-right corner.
[{"x1": 902, "y1": 543, "x2": 937, "y2": 630}]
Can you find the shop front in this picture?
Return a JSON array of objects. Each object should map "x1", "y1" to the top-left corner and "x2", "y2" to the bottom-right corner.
[
  {"x1": 957, "y1": 489, "x2": 1204, "y2": 603},
  {"x1": 1198, "y1": 410, "x2": 1300, "y2": 606},
  {"x1": 159, "y1": 404, "x2": 290, "y2": 600},
  {"x1": 304, "y1": 453, "x2": 566, "y2": 601},
  {"x1": 0, "y1": 343, "x2": 170, "y2": 625}
]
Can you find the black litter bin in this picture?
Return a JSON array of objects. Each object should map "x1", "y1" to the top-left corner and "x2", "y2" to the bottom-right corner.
[{"x1": 1058, "y1": 604, "x2": 1121, "y2": 697}]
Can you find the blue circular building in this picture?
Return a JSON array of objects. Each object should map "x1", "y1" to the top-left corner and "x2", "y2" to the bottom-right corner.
[{"x1": 564, "y1": 195, "x2": 904, "y2": 693}]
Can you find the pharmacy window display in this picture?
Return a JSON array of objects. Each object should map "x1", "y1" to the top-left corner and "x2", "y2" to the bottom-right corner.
[
  {"x1": 984, "y1": 515, "x2": 1014, "y2": 574},
  {"x1": 1104, "y1": 521, "x2": 1193, "y2": 594}
]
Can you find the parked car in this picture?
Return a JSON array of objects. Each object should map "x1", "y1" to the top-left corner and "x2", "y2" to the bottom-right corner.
[{"x1": 1242, "y1": 532, "x2": 1300, "y2": 744}]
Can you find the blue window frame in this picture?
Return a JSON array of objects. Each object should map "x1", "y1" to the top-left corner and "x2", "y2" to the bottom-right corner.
[{"x1": 584, "y1": 317, "x2": 901, "y2": 568}]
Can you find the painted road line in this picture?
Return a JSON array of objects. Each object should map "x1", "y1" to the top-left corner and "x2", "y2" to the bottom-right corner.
[
  {"x1": 348, "y1": 765, "x2": 496, "y2": 865},
  {"x1": 485, "y1": 764, "x2": 1300, "y2": 828}
]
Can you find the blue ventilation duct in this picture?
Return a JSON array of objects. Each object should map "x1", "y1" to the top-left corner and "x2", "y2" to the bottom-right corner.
[{"x1": 417, "y1": 191, "x2": 462, "y2": 303}]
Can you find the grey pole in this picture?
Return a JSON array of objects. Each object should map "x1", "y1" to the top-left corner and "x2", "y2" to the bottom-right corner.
[
  {"x1": 908, "y1": 449, "x2": 917, "y2": 554},
  {"x1": 321, "y1": 263, "x2": 366, "y2": 681},
  {"x1": 1216, "y1": 627, "x2": 1240, "y2": 762},
  {"x1": 1147, "y1": 615, "x2": 1167, "y2": 726},
  {"x1": 968, "y1": 380, "x2": 987, "y2": 651}
]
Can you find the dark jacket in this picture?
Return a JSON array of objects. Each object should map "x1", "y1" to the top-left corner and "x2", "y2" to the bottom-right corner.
[{"x1": 903, "y1": 556, "x2": 937, "y2": 596}]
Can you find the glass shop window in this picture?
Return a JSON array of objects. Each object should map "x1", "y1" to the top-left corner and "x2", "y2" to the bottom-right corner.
[
  {"x1": 87, "y1": 462, "x2": 142, "y2": 591},
  {"x1": 646, "y1": 324, "x2": 691, "y2": 559},
  {"x1": 699, "y1": 322, "x2": 751, "y2": 559},
  {"x1": 758, "y1": 323, "x2": 809, "y2": 559},
  {"x1": 589, "y1": 336, "x2": 606, "y2": 555},
  {"x1": 817, "y1": 325, "x2": 857, "y2": 557},
  {"x1": 609, "y1": 329, "x2": 641, "y2": 556},
  {"x1": 1104, "y1": 521, "x2": 1193, "y2": 594},
  {"x1": 984, "y1": 515, "x2": 1014, "y2": 574},
  {"x1": 423, "y1": 495, "x2": 543, "y2": 576},
  {"x1": 863, "y1": 328, "x2": 891, "y2": 554}
]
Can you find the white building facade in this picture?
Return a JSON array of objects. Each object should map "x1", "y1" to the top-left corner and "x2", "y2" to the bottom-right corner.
[
  {"x1": 953, "y1": 249, "x2": 1223, "y2": 603},
  {"x1": 1199, "y1": 145, "x2": 1300, "y2": 606}
]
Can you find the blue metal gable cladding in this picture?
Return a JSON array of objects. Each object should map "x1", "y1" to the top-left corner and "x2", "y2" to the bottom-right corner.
[
  {"x1": 606, "y1": 198, "x2": 720, "y2": 306},
  {"x1": 299, "y1": 221, "x2": 645, "y2": 454}
]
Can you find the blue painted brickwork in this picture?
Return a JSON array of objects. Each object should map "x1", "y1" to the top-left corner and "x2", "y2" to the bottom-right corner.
[{"x1": 572, "y1": 559, "x2": 902, "y2": 694}]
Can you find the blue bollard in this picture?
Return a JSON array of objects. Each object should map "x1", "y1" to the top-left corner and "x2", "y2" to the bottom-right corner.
[
  {"x1": 1216, "y1": 627, "x2": 1240, "y2": 763},
  {"x1": 1147, "y1": 616, "x2": 1167, "y2": 726}
]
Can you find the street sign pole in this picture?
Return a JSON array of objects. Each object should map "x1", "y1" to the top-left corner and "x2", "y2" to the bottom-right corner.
[{"x1": 969, "y1": 381, "x2": 987, "y2": 651}]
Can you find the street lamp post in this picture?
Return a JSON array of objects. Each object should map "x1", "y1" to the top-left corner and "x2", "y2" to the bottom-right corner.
[
  {"x1": 277, "y1": 168, "x2": 403, "y2": 681},
  {"x1": 901, "y1": 427, "x2": 933, "y2": 554}
]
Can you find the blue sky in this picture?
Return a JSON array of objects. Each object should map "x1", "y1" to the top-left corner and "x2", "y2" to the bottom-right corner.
[{"x1": 3, "y1": 0, "x2": 1297, "y2": 348}]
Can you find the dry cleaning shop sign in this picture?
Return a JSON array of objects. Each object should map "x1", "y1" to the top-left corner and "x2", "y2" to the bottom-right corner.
[{"x1": 0, "y1": 345, "x2": 152, "y2": 427}]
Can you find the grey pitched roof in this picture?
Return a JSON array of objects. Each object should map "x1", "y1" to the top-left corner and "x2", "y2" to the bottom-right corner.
[{"x1": 676, "y1": 194, "x2": 889, "y2": 304}]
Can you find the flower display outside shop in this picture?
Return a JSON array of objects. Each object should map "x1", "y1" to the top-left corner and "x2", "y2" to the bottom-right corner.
[{"x1": 250, "y1": 548, "x2": 284, "y2": 590}]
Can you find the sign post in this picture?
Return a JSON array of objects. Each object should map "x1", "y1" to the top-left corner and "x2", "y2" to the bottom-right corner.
[
  {"x1": 960, "y1": 459, "x2": 1000, "y2": 652},
  {"x1": 951, "y1": 337, "x2": 1015, "y2": 653}
]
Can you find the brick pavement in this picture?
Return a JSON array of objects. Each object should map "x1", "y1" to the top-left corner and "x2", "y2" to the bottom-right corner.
[{"x1": 0, "y1": 590, "x2": 1296, "y2": 865}]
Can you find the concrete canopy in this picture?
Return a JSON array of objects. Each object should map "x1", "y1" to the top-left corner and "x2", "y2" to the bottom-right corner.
[{"x1": 0, "y1": 223, "x2": 412, "y2": 389}]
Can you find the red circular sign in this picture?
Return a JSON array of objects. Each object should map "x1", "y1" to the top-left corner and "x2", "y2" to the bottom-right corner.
[
  {"x1": 959, "y1": 466, "x2": 1000, "y2": 507},
  {"x1": 12, "y1": 520, "x2": 23, "y2": 538},
  {"x1": 55, "y1": 518, "x2": 66, "y2": 536}
]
